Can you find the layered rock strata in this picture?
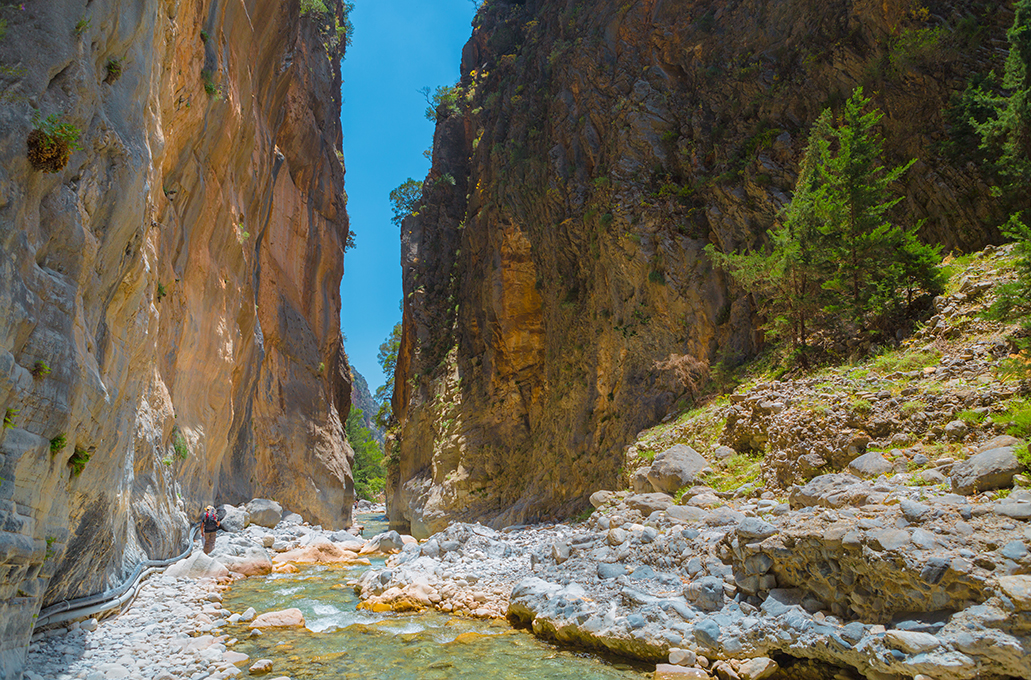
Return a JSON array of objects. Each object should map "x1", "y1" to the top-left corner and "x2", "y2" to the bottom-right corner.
[
  {"x1": 389, "y1": 0, "x2": 1019, "y2": 535},
  {"x1": 0, "y1": 1, "x2": 353, "y2": 676}
]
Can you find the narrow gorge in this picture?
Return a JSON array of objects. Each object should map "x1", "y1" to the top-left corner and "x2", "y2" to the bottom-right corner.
[{"x1": 2, "y1": 1, "x2": 1031, "y2": 680}]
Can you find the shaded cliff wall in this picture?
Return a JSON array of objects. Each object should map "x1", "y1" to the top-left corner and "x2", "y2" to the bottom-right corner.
[
  {"x1": 389, "y1": 0, "x2": 1015, "y2": 537},
  {"x1": 0, "y1": 0, "x2": 353, "y2": 674}
]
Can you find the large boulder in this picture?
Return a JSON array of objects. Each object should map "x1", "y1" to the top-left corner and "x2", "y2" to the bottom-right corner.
[
  {"x1": 646, "y1": 445, "x2": 710, "y2": 493},
  {"x1": 626, "y1": 493, "x2": 674, "y2": 516},
  {"x1": 359, "y1": 531, "x2": 405, "y2": 555},
  {"x1": 248, "y1": 608, "x2": 305, "y2": 628},
  {"x1": 789, "y1": 473, "x2": 864, "y2": 509},
  {"x1": 951, "y1": 446, "x2": 1024, "y2": 495},
  {"x1": 273, "y1": 537, "x2": 363, "y2": 565},
  {"x1": 218, "y1": 504, "x2": 249, "y2": 532},
  {"x1": 210, "y1": 536, "x2": 273, "y2": 576},
  {"x1": 245, "y1": 499, "x2": 283, "y2": 528},
  {"x1": 631, "y1": 468, "x2": 654, "y2": 493},
  {"x1": 847, "y1": 451, "x2": 893, "y2": 479},
  {"x1": 165, "y1": 552, "x2": 229, "y2": 580}
]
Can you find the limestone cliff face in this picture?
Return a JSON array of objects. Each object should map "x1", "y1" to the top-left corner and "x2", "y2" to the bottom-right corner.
[
  {"x1": 0, "y1": 1, "x2": 352, "y2": 673},
  {"x1": 390, "y1": 0, "x2": 1014, "y2": 537}
]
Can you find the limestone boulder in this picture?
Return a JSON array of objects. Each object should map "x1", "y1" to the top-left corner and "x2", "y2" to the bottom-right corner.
[
  {"x1": 847, "y1": 451, "x2": 893, "y2": 479},
  {"x1": 273, "y1": 537, "x2": 362, "y2": 565},
  {"x1": 951, "y1": 447, "x2": 1023, "y2": 495},
  {"x1": 164, "y1": 552, "x2": 229, "y2": 581},
  {"x1": 654, "y1": 665, "x2": 709, "y2": 679},
  {"x1": 626, "y1": 493, "x2": 674, "y2": 516},
  {"x1": 646, "y1": 445, "x2": 710, "y2": 493},
  {"x1": 359, "y1": 531, "x2": 405, "y2": 555},
  {"x1": 249, "y1": 609, "x2": 305, "y2": 629},
  {"x1": 245, "y1": 499, "x2": 284, "y2": 528},
  {"x1": 218, "y1": 504, "x2": 249, "y2": 533}
]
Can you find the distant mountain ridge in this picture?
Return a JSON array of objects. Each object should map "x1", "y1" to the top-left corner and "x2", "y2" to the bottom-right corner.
[{"x1": 351, "y1": 368, "x2": 385, "y2": 443}]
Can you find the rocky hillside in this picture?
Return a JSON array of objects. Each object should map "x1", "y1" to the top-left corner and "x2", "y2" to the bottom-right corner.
[
  {"x1": 0, "y1": 1, "x2": 353, "y2": 674},
  {"x1": 389, "y1": 0, "x2": 1024, "y2": 536},
  {"x1": 361, "y1": 244, "x2": 1031, "y2": 680}
]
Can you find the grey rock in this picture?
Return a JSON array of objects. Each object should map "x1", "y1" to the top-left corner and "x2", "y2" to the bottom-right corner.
[
  {"x1": 736, "y1": 517, "x2": 777, "y2": 541},
  {"x1": 245, "y1": 499, "x2": 283, "y2": 528},
  {"x1": 999, "y1": 541, "x2": 1027, "y2": 561},
  {"x1": 900, "y1": 499, "x2": 932, "y2": 523},
  {"x1": 789, "y1": 474, "x2": 863, "y2": 509},
  {"x1": 848, "y1": 451, "x2": 893, "y2": 479},
  {"x1": 668, "y1": 504, "x2": 709, "y2": 521},
  {"x1": 693, "y1": 619, "x2": 721, "y2": 648},
  {"x1": 589, "y1": 490, "x2": 616, "y2": 508},
  {"x1": 551, "y1": 540, "x2": 571, "y2": 564},
  {"x1": 944, "y1": 420, "x2": 969, "y2": 441},
  {"x1": 869, "y1": 528, "x2": 910, "y2": 551},
  {"x1": 626, "y1": 492, "x2": 675, "y2": 516},
  {"x1": 368, "y1": 530, "x2": 405, "y2": 553},
  {"x1": 951, "y1": 447, "x2": 1023, "y2": 495},
  {"x1": 632, "y1": 468, "x2": 654, "y2": 494},
  {"x1": 995, "y1": 503, "x2": 1031, "y2": 520},
  {"x1": 646, "y1": 445, "x2": 710, "y2": 493},
  {"x1": 884, "y1": 630, "x2": 940, "y2": 654},
  {"x1": 218, "y1": 504, "x2": 249, "y2": 532},
  {"x1": 420, "y1": 538, "x2": 440, "y2": 558},
  {"x1": 714, "y1": 446, "x2": 736, "y2": 460},
  {"x1": 705, "y1": 506, "x2": 744, "y2": 527},
  {"x1": 598, "y1": 563, "x2": 627, "y2": 579},
  {"x1": 684, "y1": 576, "x2": 724, "y2": 612}
]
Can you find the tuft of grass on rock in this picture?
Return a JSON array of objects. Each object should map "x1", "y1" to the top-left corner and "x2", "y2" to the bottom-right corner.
[{"x1": 700, "y1": 452, "x2": 762, "y2": 493}]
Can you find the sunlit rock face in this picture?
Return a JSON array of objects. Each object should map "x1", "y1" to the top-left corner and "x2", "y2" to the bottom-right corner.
[
  {"x1": 389, "y1": 0, "x2": 1013, "y2": 537},
  {"x1": 0, "y1": 1, "x2": 353, "y2": 674}
]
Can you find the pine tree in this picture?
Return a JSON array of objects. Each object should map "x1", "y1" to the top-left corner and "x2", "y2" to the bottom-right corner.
[
  {"x1": 814, "y1": 87, "x2": 926, "y2": 326},
  {"x1": 975, "y1": 0, "x2": 1031, "y2": 187}
]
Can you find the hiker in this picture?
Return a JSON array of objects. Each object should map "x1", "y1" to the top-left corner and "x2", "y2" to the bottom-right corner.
[{"x1": 200, "y1": 505, "x2": 220, "y2": 554}]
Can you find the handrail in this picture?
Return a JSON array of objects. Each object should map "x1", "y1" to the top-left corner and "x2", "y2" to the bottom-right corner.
[{"x1": 33, "y1": 524, "x2": 200, "y2": 629}]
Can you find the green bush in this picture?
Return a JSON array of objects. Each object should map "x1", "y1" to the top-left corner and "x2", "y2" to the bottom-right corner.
[
  {"x1": 27, "y1": 112, "x2": 82, "y2": 173},
  {"x1": 32, "y1": 360, "x2": 51, "y2": 378},
  {"x1": 68, "y1": 447, "x2": 91, "y2": 476},
  {"x1": 992, "y1": 399, "x2": 1031, "y2": 438},
  {"x1": 50, "y1": 433, "x2": 67, "y2": 455},
  {"x1": 3, "y1": 407, "x2": 17, "y2": 429},
  {"x1": 172, "y1": 426, "x2": 189, "y2": 460}
]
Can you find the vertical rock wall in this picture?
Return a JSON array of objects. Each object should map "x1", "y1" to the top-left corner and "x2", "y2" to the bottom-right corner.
[
  {"x1": 390, "y1": 0, "x2": 1015, "y2": 537},
  {"x1": 0, "y1": 1, "x2": 353, "y2": 675}
]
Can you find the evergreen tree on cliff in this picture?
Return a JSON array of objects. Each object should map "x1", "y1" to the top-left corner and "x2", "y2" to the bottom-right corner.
[
  {"x1": 709, "y1": 88, "x2": 942, "y2": 360},
  {"x1": 814, "y1": 88, "x2": 941, "y2": 330}
]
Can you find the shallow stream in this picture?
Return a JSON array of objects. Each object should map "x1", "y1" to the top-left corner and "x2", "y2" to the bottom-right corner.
[{"x1": 221, "y1": 514, "x2": 650, "y2": 679}]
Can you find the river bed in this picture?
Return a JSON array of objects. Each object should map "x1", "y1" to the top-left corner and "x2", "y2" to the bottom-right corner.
[{"x1": 220, "y1": 514, "x2": 651, "y2": 679}]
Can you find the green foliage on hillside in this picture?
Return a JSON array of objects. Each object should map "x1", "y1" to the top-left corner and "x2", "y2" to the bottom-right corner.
[
  {"x1": 706, "y1": 88, "x2": 943, "y2": 364},
  {"x1": 347, "y1": 407, "x2": 385, "y2": 500}
]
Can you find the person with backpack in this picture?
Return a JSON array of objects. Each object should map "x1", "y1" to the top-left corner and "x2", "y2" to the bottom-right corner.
[{"x1": 200, "y1": 505, "x2": 220, "y2": 554}]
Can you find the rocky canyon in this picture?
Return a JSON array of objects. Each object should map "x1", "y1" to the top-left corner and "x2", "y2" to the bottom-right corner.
[
  {"x1": 0, "y1": 1, "x2": 354, "y2": 675},
  {"x1": 389, "y1": 0, "x2": 1020, "y2": 536}
]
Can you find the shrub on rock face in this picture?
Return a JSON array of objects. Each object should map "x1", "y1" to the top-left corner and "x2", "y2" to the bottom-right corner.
[{"x1": 27, "y1": 112, "x2": 82, "y2": 173}]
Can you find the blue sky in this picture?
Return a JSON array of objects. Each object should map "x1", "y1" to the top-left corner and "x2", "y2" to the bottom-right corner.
[{"x1": 340, "y1": 0, "x2": 477, "y2": 393}]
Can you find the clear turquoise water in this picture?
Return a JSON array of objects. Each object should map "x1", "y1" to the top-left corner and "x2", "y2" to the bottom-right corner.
[{"x1": 221, "y1": 514, "x2": 650, "y2": 679}]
